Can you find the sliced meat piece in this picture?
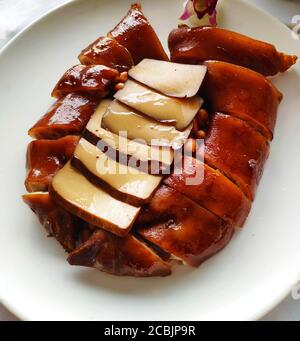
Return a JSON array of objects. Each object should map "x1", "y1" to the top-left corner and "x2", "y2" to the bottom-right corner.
[
  {"x1": 78, "y1": 36, "x2": 134, "y2": 72},
  {"x1": 168, "y1": 26, "x2": 297, "y2": 76},
  {"x1": 108, "y1": 3, "x2": 168, "y2": 64},
  {"x1": 68, "y1": 229, "x2": 116, "y2": 269},
  {"x1": 28, "y1": 93, "x2": 99, "y2": 140},
  {"x1": 137, "y1": 185, "x2": 233, "y2": 267},
  {"x1": 164, "y1": 156, "x2": 251, "y2": 227},
  {"x1": 200, "y1": 113, "x2": 270, "y2": 201},
  {"x1": 202, "y1": 61, "x2": 282, "y2": 140},
  {"x1": 23, "y1": 192, "x2": 79, "y2": 252},
  {"x1": 80, "y1": 227, "x2": 93, "y2": 244},
  {"x1": 68, "y1": 229, "x2": 171, "y2": 277},
  {"x1": 51, "y1": 64, "x2": 119, "y2": 98},
  {"x1": 25, "y1": 135, "x2": 79, "y2": 192},
  {"x1": 117, "y1": 233, "x2": 171, "y2": 276}
]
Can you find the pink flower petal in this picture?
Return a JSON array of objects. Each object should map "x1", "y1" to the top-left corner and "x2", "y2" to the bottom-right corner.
[
  {"x1": 180, "y1": 0, "x2": 194, "y2": 20},
  {"x1": 209, "y1": 9, "x2": 217, "y2": 26},
  {"x1": 179, "y1": 0, "x2": 218, "y2": 25}
]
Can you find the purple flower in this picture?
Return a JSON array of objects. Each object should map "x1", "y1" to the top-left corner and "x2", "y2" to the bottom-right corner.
[{"x1": 180, "y1": 0, "x2": 218, "y2": 25}]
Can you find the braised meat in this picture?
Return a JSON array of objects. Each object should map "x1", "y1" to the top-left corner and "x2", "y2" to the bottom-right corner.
[
  {"x1": 68, "y1": 229, "x2": 171, "y2": 277},
  {"x1": 137, "y1": 185, "x2": 233, "y2": 267},
  {"x1": 79, "y1": 36, "x2": 134, "y2": 72},
  {"x1": 23, "y1": 193, "x2": 79, "y2": 252},
  {"x1": 51, "y1": 64, "x2": 119, "y2": 98},
  {"x1": 169, "y1": 26, "x2": 297, "y2": 76},
  {"x1": 201, "y1": 61, "x2": 282, "y2": 140},
  {"x1": 164, "y1": 156, "x2": 251, "y2": 227},
  {"x1": 25, "y1": 135, "x2": 79, "y2": 192},
  {"x1": 28, "y1": 93, "x2": 99, "y2": 140},
  {"x1": 200, "y1": 113, "x2": 270, "y2": 201},
  {"x1": 108, "y1": 3, "x2": 168, "y2": 64}
]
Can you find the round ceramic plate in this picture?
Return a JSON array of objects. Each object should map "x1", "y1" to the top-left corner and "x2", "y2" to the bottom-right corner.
[{"x1": 0, "y1": 0, "x2": 300, "y2": 321}]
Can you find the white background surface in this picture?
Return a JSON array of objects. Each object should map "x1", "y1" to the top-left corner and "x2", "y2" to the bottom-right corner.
[{"x1": 0, "y1": 0, "x2": 299, "y2": 321}]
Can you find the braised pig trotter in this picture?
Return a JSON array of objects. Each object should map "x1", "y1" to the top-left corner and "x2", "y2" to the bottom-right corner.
[
  {"x1": 28, "y1": 93, "x2": 99, "y2": 140},
  {"x1": 22, "y1": 3, "x2": 296, "y2": 278},
  {"x1": 79, "y1": 36, "x2": 134, "y2": 72},
  {"x1": 68, "y1": 229, "x2": 171, "y2": 277},
  {"x1": 51, "y1": 64, "x2": 119, "y2": 98},
  {"x1": 200, "y1": 113, "x2": 270, "y2": 201},
  {"x1": 164, "y1": 156, "x2": 251, "y2": 227},
  {"x1": 25, "y1": 135, "x2": 79, "y2": 192},
  {"x1": 201, "y1": 61, "x2": 282, "y2": 140},
  {"x1": 137, "y1": 186, "x2": 233, "y2": 267},
  {"x1": 108, "y1": 3, "x2": 168, "y2": 64},
  {"x1": 23, "y1": 193, "x2": 79, "y2": 252},
  {"x1": 169, "y1": 26, "x2": 297, "y2": 76}
]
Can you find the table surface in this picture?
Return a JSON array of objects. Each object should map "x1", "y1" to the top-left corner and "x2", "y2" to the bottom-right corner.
[{"x1": 0, "y1": 0, "x2": 300, "y2": 321}]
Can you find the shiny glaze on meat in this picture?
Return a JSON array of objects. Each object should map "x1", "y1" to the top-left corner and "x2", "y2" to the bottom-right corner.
[
  {"x1": 169, "y1": 26, "x2": 297, "y2": 76},
  {"x1": 79, "y1": 36, "x2": 134, "y2": 72},
  {"x1": 28, "y1": 93, "x2": 99, "y2": 139},
  {"x1": 51, "y1": 64, "x2": 119, "y2": 98},
  {"x1": 201, "y1": 61, "x2": 282, "y2": 140},
  {"x1": 108, "y1": 3, "x2": 168, "y2": 64},
  {"x1": 137, "y1": 185, "x2": 233, "y2": 267},
  {"x1": 164, "y1": 156, "x2": 251, "y2": 227},
  {"x1": 68, "y1": 229, "x2": 171, "y2": 277},
  {"x1": 25, "y1": 135, "x2": 79, "y2": 192},
  {"x1": 200, "y1": 113, "x2": 270, "y2": 201}
]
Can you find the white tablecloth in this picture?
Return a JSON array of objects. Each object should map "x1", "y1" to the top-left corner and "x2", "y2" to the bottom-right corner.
[{"x1": 0, "y1": 0, "x2": 299, "y2": 321}]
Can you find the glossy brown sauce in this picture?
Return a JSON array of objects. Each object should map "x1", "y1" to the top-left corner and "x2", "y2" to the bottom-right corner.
[
  {"x1": 200, "y1": 113, "x2": 270, "y2": 201},
  {"x1": 25, "y1": 135, "x2": 79, "y2": 192},
  {"x1": 29, "y1": 93, "x2": 99, "y2": 139},
  {"x1": 164, "y1": 156, "x2": 251, "y2": 227},
  {"x1": 201, "y1": 61, "x2": 282, "y2": 140},
  {"x1": 137, "y1": 185, "x2": 233, "y2": 267},
  {"x1": 108, "y1": 3, "x2": 168, "y2": 64},
  {"x1": 169, "y1": 26, "x2": 297, "y2": 76},
  {"x1": 52, "y1": 64, "x2": 119, "y2": 98},
  {"x1": 79, "y1": 36, "x2": 134, "y2": 72}
]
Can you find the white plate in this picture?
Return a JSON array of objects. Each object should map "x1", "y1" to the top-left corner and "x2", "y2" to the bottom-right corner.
[{"x1": 0, "y1": 0, "x2": 300, "y2": 321}]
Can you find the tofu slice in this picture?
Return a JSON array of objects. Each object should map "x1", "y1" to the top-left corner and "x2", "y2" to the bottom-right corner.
[
  {"x1": 114, "y1": 79, "x2": 203, "y2": 130},
  {"x1": 102, "y1": 100, "x2": 192, "y2": 149},
  {"x1": 50, "y1": 162, "x2": 140, "y2": 237},
  {"x1": 84, "y1": 100, "x2": 174, "y2": 173},
  {"x1": 128, "y1": 59, "x2": 207, "y2": 98},
  {"x1": 72, "y1": 138, "x2": 162, "y2": 206}
]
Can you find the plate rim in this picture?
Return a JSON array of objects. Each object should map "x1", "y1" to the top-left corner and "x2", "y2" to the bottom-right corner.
[{"x1": 0, "y1": 0, "x2": 299, "y2": 321}]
